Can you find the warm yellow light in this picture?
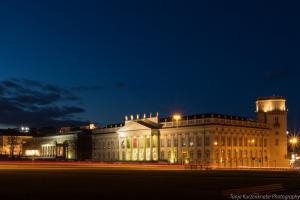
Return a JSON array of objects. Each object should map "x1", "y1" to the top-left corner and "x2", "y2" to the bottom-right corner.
[
  {"x1": 251, "y1": 139, "x2": 255, "y2": 143},
  {"x1": 89, "y1": 123, "x2": 96, "y2": 130},
  {"x1": 173, "y1": 114, "x2": 181, "y2": 121},
  {"x1": 289, "y1": 137, "x2": 298, "y2": 145},
  {"x1": 25, "y1": 150, "x2": 40, "y2": 156},
  {"x1": 214, "y1": 141, "x2": 218, "y2": 146}
]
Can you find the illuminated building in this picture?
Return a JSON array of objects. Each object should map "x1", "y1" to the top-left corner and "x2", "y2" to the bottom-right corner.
[
  {"x1": 92, "y1": 96, "x2": 289, "y2": 168},
  {"x1": 0, "y1": 129, "x2": 32, "y2": 157},
  {"x1": 22, "y1": 127, "x2": 92, "y2": 160}
]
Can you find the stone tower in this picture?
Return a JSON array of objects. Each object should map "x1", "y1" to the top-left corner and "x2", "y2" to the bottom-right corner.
[{"x1": 256, "y1": 96, "x2": 289, "y2": 167}]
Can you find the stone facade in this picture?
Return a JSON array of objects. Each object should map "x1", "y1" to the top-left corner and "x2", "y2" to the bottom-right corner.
[
  {"x1": 23, "y1": 131, "x2": 92, "y2": 160},
  {"x1": 92, "y1": 97, "x2": 289, "y2": 168}
]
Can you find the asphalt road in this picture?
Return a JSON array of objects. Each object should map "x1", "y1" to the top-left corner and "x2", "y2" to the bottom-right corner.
[{"x1": 0, "y1": 162, "x2": 299, "y2": 200}]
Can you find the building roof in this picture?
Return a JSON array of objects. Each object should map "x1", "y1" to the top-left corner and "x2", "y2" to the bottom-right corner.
[
  {"x1": 136, "y1": 120, "x2": 162, "y2": 129},
  {"x1": 257, "y1": 96, "x2": 285, "y2": 101},
  {"x1": 159, "y1": 113, "x2": 255, "y2": 123}
]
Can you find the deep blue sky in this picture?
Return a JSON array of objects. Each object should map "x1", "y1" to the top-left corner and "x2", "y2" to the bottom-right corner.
[{"x1": 0, "y1": 0, "x2": 299, "y2": 130}]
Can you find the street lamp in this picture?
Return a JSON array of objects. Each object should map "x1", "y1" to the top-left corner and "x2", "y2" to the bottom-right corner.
[
  {"x1": 214, "y1": 141, "x2": 219, "y2": 167},
  {"x1": 289, "y1": 136, "x2": 298, "y2": 167},
  {"x1": 173, "y1": 114, "x2": 181, "y2": 164}
]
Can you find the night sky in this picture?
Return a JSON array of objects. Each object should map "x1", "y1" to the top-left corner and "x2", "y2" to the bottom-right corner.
[{"x1": 0, "y1": 0, "x2": 299, "y2": 130}]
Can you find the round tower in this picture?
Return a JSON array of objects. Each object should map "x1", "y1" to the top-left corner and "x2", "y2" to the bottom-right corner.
[{"x1": 256, "y1": 96, "x2": 288, "y2": 167}]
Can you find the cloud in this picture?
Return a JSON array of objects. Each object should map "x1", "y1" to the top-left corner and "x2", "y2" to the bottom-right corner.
[
  {"x1": 264, "y1": 69, "x2": 289, "y2": 81},
  {"x1": 0, "y1": 79, "x2": 86, "y2": 128}
]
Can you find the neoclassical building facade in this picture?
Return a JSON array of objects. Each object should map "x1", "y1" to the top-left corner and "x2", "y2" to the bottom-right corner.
[{"x1": 92, "y1": 96, "x2": 289, "y2": 168}]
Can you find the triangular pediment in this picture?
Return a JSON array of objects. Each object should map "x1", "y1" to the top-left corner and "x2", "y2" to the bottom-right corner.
[{"x1": 118, "y1": 121, "x2": 152, "y2": 132}]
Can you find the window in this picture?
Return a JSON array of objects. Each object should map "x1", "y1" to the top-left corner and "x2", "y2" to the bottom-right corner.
[
  {"x1": 275, "y1": 139, "x2": 279, "y2": 146},
  {"x1": 227, "y1": 137, "x2": 232, "y2": 146},
  {"x1": 221, "y1": 137, "x2": 225, "y2": 146},
  {"x1": 196, "y1": 136, "x2": 202, "y2": 147},
  {"x1": 173, "y1": 138, "x2": 178, "y2": 146},
  {"x1": 160, "y1": 139, "x2": 165, "y2": 147},
  {"x1": 233, "y1": 137, "x2": 237, "y2": 146},
  {"x1": 161, "y1": 151, "x2": 165, "y2": 160},
  {"x1": 205, "y1": 150, "x2": 210, "y2": 160},
  {"x1": 189, "y1": 151, "x2": 194, "y2": 159},
  {"x1": 197, "y1": 150, "x2": 202, "y2": 160},
  {"x1": 227, "y1": 150, "x2": 231, "y2": 160},
  {"x1": 126, "y1": 138, "x2": 131, "y2": 149},
  {"x1": 146, "y1": 138, "x2": 150, "y2": 148},
  {"x1": 204, "y1": 136, "x2": 210, "y2": 146},
  {"x1": 239, "y1": 150, "x2": 242, "y2": 159},
  {"x1": 167, "y1": 139, "x2": 171, "y2": 147},
  {"x1": 189, "y1": 137, "x2": 194, "y2": 147},
  {"x1": 244, "y1": 137, "x2": 248, "y2": 147},
  {"x1": 167, "y1": 151, "x2": 171, "y2": 159},
  {"x1": 133, "y1": 137, "x2": 138, "y2": 148},
  {"x1": 139, "y1": 137, "x2": 144, "y2": 148},
  {"x1": 239, "y1": 137, "x2": 243, "y2": 146},
  {"x1": 244, "y1": 150, "x2": 248, "y2": 158},
  {"x1": 182, "y1": 137, "x2": 186, "y2": 147},
  {"x1": 260, "y1": 138, "x2": 263, "y2": 147},
  {"x1": 264, "y1": 139, "x2": 267, "y2": 147}
]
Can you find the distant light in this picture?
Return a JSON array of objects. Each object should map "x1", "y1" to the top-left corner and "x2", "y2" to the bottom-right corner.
[
  {"x1": 20, "y1": 126, "x2": 30, "y2": 133},
  {"x1": 25, "y1": 150, "x2": 40, "y2": 156},
  {"x1": 289, "y1": 137, "x2": 298, "y2": 145},
  {"x1": 173, "y1": 114, "x2": 181, "y2": 121},
  {"x1": 287, "y1": 131, "x2": 289, "y2": 135},
  {"x1": 214, "y1": 141, "x2": 218, "y2": 146}
]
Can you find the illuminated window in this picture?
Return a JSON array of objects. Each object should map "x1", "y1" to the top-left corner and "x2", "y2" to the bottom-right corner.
[
  {"x1": 161, "y1": 151, "x2": 165, "y2": 159},
  {"x1": 146, "y1": 138, "x2": 150, "y2": 148},
  {"x1": 139, "y1": 138, "x2": 144, "y2": 148},
  {"x1": 181, "y1": 137, "x2": 186, "y2": 147},
  {"x1": 189, "y1": 137, "x2": 194, "y2": 147},
  {"x1": 126, "y1": 138, "x2": 131, "y2": 149},
  {"x1": 133, "y1": 138, "x2": 138, "y2": 148}
]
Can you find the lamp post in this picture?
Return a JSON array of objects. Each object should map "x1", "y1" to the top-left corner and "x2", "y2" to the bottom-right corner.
[
  {"x1": 214, "y1": 141, "x2": 219, "y2": 167},
  {"x1": 173, "y1": 114, "x2": 181, "y2": 164},
  {"x1": 289, "y1": 136, "x2": 298, "y2": 168}
]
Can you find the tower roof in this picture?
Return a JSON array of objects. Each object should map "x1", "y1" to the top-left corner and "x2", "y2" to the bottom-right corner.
[{"x1": 256, "y1": 96, "x2": 285, "y2": 101}]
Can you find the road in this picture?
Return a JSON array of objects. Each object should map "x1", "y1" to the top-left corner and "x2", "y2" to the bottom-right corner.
[{"x1": 0, "y1": 162, "x2": 299, "y2": 200}]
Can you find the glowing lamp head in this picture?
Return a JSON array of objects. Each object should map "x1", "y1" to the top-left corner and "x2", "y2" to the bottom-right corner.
[
  {"x1": 289, "y1": 137, "x2": 298, "y2": 145},
  {"x1": 173, "y1": 114, "x2": 181, "y2": 121},
  {"x1": 214, "y1": 141, "x2": 218, "y2": 146}
]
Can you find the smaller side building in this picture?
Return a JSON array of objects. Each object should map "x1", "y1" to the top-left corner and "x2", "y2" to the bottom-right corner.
[
  {"x1": 23, "y1": 128, "x2": 92, "y2": 160},
  {"x1": 0, "y1": 129, "x2": 32, "y2": 158}
]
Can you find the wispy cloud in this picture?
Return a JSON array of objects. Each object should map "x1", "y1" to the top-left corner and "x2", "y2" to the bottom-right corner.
[{"x1": 0, "y1": 78, "x2": 87, "y2": 127}]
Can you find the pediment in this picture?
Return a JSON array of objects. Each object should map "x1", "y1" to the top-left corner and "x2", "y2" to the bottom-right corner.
[{"x1": 118, "y1": 121, "x2": 152, "y2": 132}]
